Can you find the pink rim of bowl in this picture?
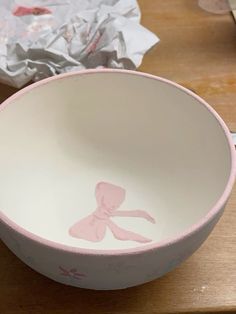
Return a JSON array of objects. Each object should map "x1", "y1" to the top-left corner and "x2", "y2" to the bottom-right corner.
[{"x1": 0, "y1": 69, "x2": 235, "y2": 256}]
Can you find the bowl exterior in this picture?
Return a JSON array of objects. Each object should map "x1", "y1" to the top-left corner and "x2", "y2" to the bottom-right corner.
[
  {"x1": 0, "y1": 203, "x2": 225, "y2": 290},
  {"x1": 0, "y1": 69, "x2": 235, "y2": 290}
]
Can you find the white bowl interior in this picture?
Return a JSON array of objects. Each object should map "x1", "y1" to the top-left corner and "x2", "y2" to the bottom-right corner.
[{"x1": 0, "y1": 72, "x2": 232, "y2": 250}]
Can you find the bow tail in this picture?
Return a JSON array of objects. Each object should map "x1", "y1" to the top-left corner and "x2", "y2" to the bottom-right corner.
[{"x1": 107, "y1": 220, "x2": 152, "y2": 243}]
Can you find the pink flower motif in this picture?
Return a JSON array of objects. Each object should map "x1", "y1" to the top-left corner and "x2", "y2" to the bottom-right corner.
[
  {"x1": 13, "y1": 6, "x2": 52, "y2": 17},
  {"x1": 59, "y1": 266, "x2": 86, "y2": 281}
]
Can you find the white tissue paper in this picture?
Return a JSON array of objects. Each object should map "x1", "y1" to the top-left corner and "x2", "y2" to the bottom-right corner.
[{"x1": 0, "y1": 0, "x2": 159, "y2": 88}]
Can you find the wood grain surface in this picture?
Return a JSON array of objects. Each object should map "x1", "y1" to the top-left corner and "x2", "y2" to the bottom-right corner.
[{"x1": 0, "y1": 1, "x2": 235, "y2": 313}]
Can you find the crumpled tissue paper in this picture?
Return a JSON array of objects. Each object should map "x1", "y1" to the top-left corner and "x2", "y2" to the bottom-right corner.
[{"x1": 0, "y1": 0, "x2": 159, "y2": 88}]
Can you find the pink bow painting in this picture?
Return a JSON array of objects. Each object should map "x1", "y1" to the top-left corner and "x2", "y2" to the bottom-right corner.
[{"x1": 69, "y1": 182, "x2": 156, "y2": 243}]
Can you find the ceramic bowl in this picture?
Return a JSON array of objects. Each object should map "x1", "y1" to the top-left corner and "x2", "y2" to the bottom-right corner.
[{"x1": 0, "y1": 70, "x2": 235, "y2": 290}]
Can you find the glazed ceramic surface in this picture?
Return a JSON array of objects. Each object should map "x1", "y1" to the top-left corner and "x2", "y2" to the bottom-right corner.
[{"x1": 0, "y1": 70, "x2": 235, "y2": 290}]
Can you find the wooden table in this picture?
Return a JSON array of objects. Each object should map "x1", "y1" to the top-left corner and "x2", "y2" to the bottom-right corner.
[{"x1": 0, "y1": 1, "x2": 235, "y2": 313}]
